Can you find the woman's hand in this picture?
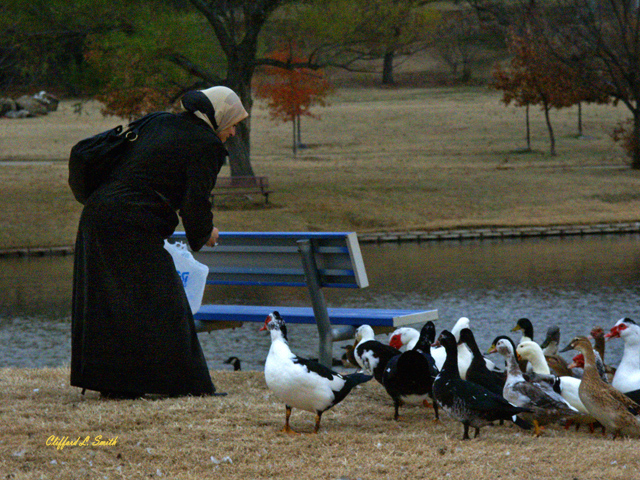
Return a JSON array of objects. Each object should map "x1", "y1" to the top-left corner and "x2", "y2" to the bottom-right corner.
[{"x1": 205, "y1": 227, "x2": 220, "y2": 247}]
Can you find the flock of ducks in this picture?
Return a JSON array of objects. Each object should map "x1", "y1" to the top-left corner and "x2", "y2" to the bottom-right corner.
[{"x1": 260, "y1": 311, "x2": 640, "y2": 440}]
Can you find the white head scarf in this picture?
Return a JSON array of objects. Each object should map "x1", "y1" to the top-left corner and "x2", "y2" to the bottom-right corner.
[{"x1": 181, "y1": 86, "x2": 248, "y2": 134}]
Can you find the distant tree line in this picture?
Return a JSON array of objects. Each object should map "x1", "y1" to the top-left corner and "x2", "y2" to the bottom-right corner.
[{"x1": 2, "y1": 0, "x2": 640, "y2": 170}]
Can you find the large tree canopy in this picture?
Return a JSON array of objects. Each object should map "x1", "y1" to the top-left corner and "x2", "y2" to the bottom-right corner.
[{"x1": 0, "y1": 0, "x2": 133, "y2": 95}]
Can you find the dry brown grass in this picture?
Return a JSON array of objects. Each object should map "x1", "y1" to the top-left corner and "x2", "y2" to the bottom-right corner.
[
  {"x1": 1, "y1": 87, "x2": 640, "y2": 250},
  {"x1": 1, "y1": 367, "x2": 639, "y2": 480}
]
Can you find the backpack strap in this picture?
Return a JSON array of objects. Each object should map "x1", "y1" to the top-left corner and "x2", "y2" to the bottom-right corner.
[{"x1": 122, "y1": 112, "x2": 172, "y2": 142}]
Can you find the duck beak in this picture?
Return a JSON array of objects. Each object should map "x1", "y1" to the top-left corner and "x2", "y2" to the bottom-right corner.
[
  {"x1": 559, "y1": 342, "x2": 574, "y2": 353},
  {"x1": 486, "y1": 344, "x2": 497, "y2": 354},
  {"x1": 259, "y1": 316, "x2": 270, "y2": 332},
  {"x1": 605, "y1": 325, "x2": 620, "y2": 339}
]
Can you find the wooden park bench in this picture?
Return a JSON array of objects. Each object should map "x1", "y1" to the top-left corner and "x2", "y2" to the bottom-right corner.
[
  {"x1": 167, "y1": 231, "x2": 438, "y2": 367},
  {"x1": 210, "y1": 176, "x2": 271, "y2": 206}
]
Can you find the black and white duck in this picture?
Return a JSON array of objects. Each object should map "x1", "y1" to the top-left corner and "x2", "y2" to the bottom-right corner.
[
  {"x1": 353, "y1": 324, "x2": 401, "y2": 384},
  {"x1": 261, "y1": 312, "x2": 372, "y2": 434},
  {"x1": 381, "y1": 347, "x2": 439, "y2": 421},
  {"x1": 432, "y1": 330, "x2": 532, "y2": 440},
  {"x1": 391, "y1": 317, "x2": 496, "y2": 378},
  {"x1": 224, "y1": 356, "x2": 242, "y2": 371},
  {"x1": 382, "y1": 321, "x2": 440, "y2": 421},
  {"x1": 457, "y1": 327, "x2": 505, "y2": 397},
  {"x1": 389, "y1": 321, "x2": 439, "y2": 371},
  {"x1": 389, "y1": 326, "x2": 446, "y2": 371},
  {"x1": 512, "y1": 318, "x2": 535, "y2": 344}
]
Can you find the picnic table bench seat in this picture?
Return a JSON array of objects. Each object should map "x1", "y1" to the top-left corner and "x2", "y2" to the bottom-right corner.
[{"x1": 210, "y1": 176, "x2": 270, "y2": 206}]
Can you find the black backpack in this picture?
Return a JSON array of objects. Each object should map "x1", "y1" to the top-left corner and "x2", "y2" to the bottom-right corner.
[{"x1": 68, "y1": 112, "x2": 168, "y2": 204}]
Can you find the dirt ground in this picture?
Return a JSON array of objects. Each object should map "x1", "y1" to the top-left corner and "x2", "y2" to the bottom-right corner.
[{"x1": 2, "y1": 368, "x2": 639, "y2": 480}]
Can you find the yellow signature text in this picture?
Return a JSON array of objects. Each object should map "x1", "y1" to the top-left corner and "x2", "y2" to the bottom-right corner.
[{"x1": 46, "y1": 435, "x2": 118, "y2": 450}]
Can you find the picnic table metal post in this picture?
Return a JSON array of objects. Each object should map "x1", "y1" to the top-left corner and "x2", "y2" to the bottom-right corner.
[{"x1": 297, "y1": 239, "x2": 333, "y2": 368}]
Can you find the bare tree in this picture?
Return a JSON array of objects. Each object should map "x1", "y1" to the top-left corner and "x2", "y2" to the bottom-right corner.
[
  {"x1": 468, "y1": 0, "x2": 640, "y2": 168},
  {"x1": 531, "y1": 0, "x2": 640, "y2": 168},
  {"x1": 431, "y1": 6, "x2": 494, "y2": 83},
  {"x1": 297, "y1": 0, "x2": 438, "y2": 86}
]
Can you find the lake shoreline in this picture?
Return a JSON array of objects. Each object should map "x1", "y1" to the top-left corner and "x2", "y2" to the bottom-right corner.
[{"x1": 3, "y1": 220, "x2": 640, "y2": 258}]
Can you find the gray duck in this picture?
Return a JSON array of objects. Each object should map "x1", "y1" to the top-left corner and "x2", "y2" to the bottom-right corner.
[{"x1": 496, "y1": 339, "x2": 579, "y2": 436}]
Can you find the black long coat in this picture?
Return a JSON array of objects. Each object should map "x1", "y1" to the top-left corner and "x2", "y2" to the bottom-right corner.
[{"x1": 70, "y1": 112, "x2": 225, "y2": 396}]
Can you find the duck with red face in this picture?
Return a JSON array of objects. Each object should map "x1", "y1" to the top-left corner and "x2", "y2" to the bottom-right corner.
[
  {"x1": 260, "y1": 312, "x2": 372, "y2": 434},
  {"x1": 606, "y1": 318, "x2": 640, "y2": 394}
]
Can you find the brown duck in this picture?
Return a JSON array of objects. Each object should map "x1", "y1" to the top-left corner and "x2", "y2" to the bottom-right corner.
[
  {"x1": 588, "y1": 326, "x2": 616, "y2": 382},
  {"x1": 561, "y1": 336, "x2": 640, "y2": 439}
]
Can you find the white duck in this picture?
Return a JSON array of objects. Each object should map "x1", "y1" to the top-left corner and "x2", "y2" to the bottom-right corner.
[
  {"x1": 606, "y1": 318, "x2": 640, "y2": 394},
  {"x1": 261, "y1": 312, "x2": 372, "y2": 433},
  {"x1": 516, "y1": 340, "x2": 591, "y2": 418},
  {"x1": 516, "y1": 341, "x2": 551, "y2": 375}
]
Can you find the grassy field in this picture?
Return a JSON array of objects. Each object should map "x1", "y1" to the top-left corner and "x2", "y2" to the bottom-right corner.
[
  {"x1": 1, "y1": 86, "x2": 639, "y2": 250},
  {"x1": 2, "y1": 86, "x2": 640, "y2": 478},
  {"x1": 2, "y1": 367, "x2": 640, "y2": 480}
]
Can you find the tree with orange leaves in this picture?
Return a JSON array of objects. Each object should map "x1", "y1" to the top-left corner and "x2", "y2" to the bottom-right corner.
[{"x1": 255, "y1": 43, "x2": 334, "y2": 156}]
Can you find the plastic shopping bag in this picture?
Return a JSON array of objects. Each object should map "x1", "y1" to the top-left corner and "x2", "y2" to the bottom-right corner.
[{"x1": 164, "y1": 240, "x2": 209, "y2": 313}]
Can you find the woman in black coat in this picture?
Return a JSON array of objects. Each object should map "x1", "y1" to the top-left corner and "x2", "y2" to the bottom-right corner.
[{"x1": 70, "y1": 86, "x2": 248, "y2": 399}]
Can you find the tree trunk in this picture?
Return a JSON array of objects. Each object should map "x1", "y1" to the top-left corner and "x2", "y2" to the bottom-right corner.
[
  {"x1": 577, "y1": 102, "x2": 583, "y2": 137},
  {"x1": 292, "y1": 117, "x2": 297, "y2": 157},
  {"x1": 633, "y1": 109, "x2": 640, "y2": 169},
  {"x1": 227, "y1": 121, "x2": 255, "y2": 177},
  {"x1": 382, "y1": 50, "x2": 395, "y2": 85},
  {"x1": 542, "y1": 100, "x2": 556, "y2": 156},
  {"x1": 525, "y1": 105, "x2": 531, "y2": 151},
  {"x1": 225, "y1": 63, "x2": 255, "y2": 177},
  {"x1": 183, "y1": 0, "x2": 280, "y2": 179}
]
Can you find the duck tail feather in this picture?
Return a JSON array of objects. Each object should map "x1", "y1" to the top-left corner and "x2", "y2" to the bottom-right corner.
[
  {"x1": 512, "y1": 415, "x2": 532, "y2": 430},
  {"x1": 345, "y1": 372, "x2": 373, "y2": 386}
]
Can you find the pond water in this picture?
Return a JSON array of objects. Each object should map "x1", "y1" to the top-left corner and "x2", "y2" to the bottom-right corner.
[{"x1": 1, "y1": 233, "x2": 639, "y2": 373}]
